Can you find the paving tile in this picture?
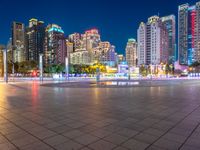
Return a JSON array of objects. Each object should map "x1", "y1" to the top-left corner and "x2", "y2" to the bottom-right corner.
[
  {"x1": 134, "y1": 133, "x2": 159, "y2": 144},
  {"x1": 116, "y1": 128, "x2": 138, "y2": 138},
  {"x1": 122, "y1": 139, "x2": 149, "y2": 150},
  {"x1": 146, "y1": 145, "x2": 166, "y2": 150},
  {"x1": 20, "y1": 141, "x2": 54, "y2": 150},
  {"x1": 153, "y1": 138, "x2": 182, "y2": 150},
  {"x1": 113, "y1": 146, "x2": 128, "y2": 150},
  {"x1": 54, "y1": 140, "x2": 83, "y2": 150},
  {"x1": 90, "y1": 129, "x2": 112, "y2": 138},
  {"x1": 143, "y1": 128, "x2": 165, "y2": 137},
  {"x1": 180, "y1": 144, "x2": 200, "y2": 150},
  {"x1": 43, "y1": 135, "x2": 69, "y2": 146},
  {"x1": 0, "y1": 142, "x2": 17, "y2": 150},
  {"x1": 11, "y1": 135, "x2": 39, "y2": 148},
  {"x1": 74, "y1": 134, "x2": 99, "y2": 145},
  {"x1": 162, "y1": 132, "x2": 187, "y2": 143},
  {"x1": 104, "y1": 133, "x2": 128, "y2": 145},
  {"x1": 62, "y1": 129, "x2": 85, "y2": 139},
  {"x1": 88, "y1": 140, "x2": 116, "y2": 150},
  {"x1": 185, "y1": 138, "x2": 200, "y2": 148},
  {"x1": 31, "y1": 130, "x2": 57, "y2": 140}
]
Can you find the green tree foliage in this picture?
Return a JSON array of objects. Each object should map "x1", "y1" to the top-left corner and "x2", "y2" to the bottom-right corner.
[
  {"x1": 139, "y1": 65, "x2": 147, "y2": 76},
  {"x1": 69, "y1": 63, "x2": 106, "y2": 74},
  {"x1": 44, "y1": 64, "x2": 65, "y2": 74}
]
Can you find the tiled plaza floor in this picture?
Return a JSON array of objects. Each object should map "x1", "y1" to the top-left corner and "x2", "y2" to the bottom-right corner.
[{"x1": 0, "y1": 80, "x2": 200, "y2": 150}]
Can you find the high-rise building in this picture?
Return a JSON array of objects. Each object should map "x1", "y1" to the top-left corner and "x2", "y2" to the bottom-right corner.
[
  {"x1": 44, "y1": 24, "x2": 65, "y2": 64},
  {"x1": 26, "y1": 18, "x2": 45, "y2": 62},
  {"x1": 57, "y1": 38, "x2": 67, "y2": 64},
  {"x1": 12, "y1": 22, "x2": 26, "y2": 63},
  {"x1": 137, "y1": 16, "x2": 169, "y2": 65},
  {"x1": 126, "y1": 39, "x2": 137, "y2": 67},
  {"x1": 68, "y1": 33, "x2": 82, "y2": 51},
  {"x1": 137, "y1": 22, "x2": 146, "y2": 65},
  {"x1": 178, "y1": 2, "x2": 200, "y2": 65},
  {"x1": 161, "y1": 15, "x2": 176, "y2": 63},
  {"x1": 82, "y1": 29, "x2": 101, "y2": 63},
  {"x1": 7, "y1": 38, "x2": 13, "y2": 63},
  {"x1": 70, "y1": 49, "x2": 90, "y2": 65}
]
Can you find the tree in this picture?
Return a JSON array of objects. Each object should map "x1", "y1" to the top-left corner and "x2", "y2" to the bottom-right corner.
[{"x1": 139, "y1": 65, "x2": 147, "y2": 76}]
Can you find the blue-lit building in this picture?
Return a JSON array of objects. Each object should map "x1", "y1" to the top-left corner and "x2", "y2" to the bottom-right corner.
[
  {"x1": 161, "y1": 15, "x2": 176, "y2": 64},
  {"x1": 178, "y1": 2, "x2": 200, "y2": 65},
  {"x1": 44, "y1": 24, "x2": 66, "y2": 65}
]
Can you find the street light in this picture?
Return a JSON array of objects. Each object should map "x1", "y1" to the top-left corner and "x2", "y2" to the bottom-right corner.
[
  {"x1": 0, "y1": 45, "x2": 8, "y2": 83},
  {"x1": 39, "y1": 54, "x2": 43, "y2": 82},
  {"x1": 65, "y1": 57, "x2": 69, "y2": 81}
]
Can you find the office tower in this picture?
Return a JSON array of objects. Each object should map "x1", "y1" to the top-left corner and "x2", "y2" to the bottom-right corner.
[
  {"x1": 12, "y1": 22, "x2": 26, "y2": 63},
  {"x1": 137, "y1": 22, "x2": 146, "y2": 65},
  {"x1": 68, "y1": 33, "x2": 82, "y2": 51},
  {"x1": 70, "y1": 50, "x2": 90, "y2": 65},
  {"x1": 82, "y1": 29, "x2": 101, "y2": 63},
  {"x1": 98, "y1": 42, "x2": 117, "y2": 67},
  {"x1": 99, "y1": 41, "x2": 111, "y2": 62},
  {"x1": 137, "y1": 16, "x2": 169, "y2": 65},
  {"x1": 126, "y1": 39, "x2": 137, "y2": 67},
  {"x1": 26, "y1": 18, "x2": 45, "y2": 62},
  {"x1": 161, "y1": 15, "x2": 176, "y2": 64},
  {"x1": 66, "y1": 40, "x2": 73, "y2": 54},
  {"x1": 179, "y1": 2, "x2": 200, "y2": 65},
  {"x1": 7, "y1": 38, "x2": 13, "y2": 63},
  {"x1": 44, "y1": 24, "x2": 65, "y2": 64}
]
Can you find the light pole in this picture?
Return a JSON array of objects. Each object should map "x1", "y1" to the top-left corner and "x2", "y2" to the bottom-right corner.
[
  {"x1": 39, "y1": 54, "x2": 43, "y2": 82},
  {"x1": 65, "y1": 57, "x2": 69, "y2": 81},
  {"x1": 0, "y1": 45, "x2": 8, "y2": 83}
]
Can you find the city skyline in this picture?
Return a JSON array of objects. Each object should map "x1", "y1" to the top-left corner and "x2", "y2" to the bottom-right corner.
[{"x1": 0, "y1": 0, "x2": 198, "y2": 54}]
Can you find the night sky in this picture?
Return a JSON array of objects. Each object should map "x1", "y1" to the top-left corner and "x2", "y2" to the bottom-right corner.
[{"x1": 0, "y1": 0, "x2": 198, "y2": 54}]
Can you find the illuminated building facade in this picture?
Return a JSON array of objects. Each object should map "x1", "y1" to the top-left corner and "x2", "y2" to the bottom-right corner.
[
  {"x1": 68, "y1": 33, "x2": 82, "y2": 51},
  {"x1": 126, "y1": 39, "x2": 137, "y2": 67},
  {"x1": 26, "y1": 18, "x2": 45, "y2": 61},
  {"x1": 70, "y1": 49, "x2": 90, "y2": 65},
  {"x1": 44, "y1": 24, "x2": 65, "y2": 64},
  {"x1": 82, "y1": 29, "x2": 101, "y2": 63},
  {"x1": 98, "y1": 42, "x2": 117, "y2": 67},
  {"x1": 12, "y1": 22, "x2": 26, "y2": 63},
  {"x1": 57, "y1": 38, "x2": 67, "y2": 64},
  {"x1": 161, "y1": 15, "x2": 176, "y2": 64},
  {"x1": 137, "y1": 22, "x2": 146, "y2": 65},
  {"x1": 137, "y1": 16, "x2": 169, "y2": 65},
  {"x1": 179, "y1": 2, "x2": 200, "y2": 65}
]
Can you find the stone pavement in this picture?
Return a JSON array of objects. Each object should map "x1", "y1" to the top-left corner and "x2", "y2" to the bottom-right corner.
[{"x1": 0, "y1": 81, "x2": 200, "y2": 150}]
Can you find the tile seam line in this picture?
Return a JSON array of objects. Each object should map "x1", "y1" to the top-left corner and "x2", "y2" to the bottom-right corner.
[{"x1": 144, "y1": 103, "x2": 200, "y2": 150}]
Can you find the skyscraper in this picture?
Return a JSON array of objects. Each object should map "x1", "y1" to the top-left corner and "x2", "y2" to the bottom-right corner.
[
  {"x1": 137, "y1": 16, "x2": 169, "y2": 65},
  {"x1": 68, "y1": 33, "x2": 82, "y2": 51},
  {"x1": 12, "y1": 22, "x2": 26, "y2": 63},
  {"x1": 137, "y1": 22, "x2": 146, "y2": 65},
  {"x1": 44, "y1": 24, "x2": 65, "y2": 64},
  {"x1": 82, "y1": 29, "x2": 101, "y2": 63},
  {"x1": 179, "y1": 2, "x2": 200, "y2": 65},
  {"x1": 126, "y1": 39, "x2": 137, "y2": 67},
  {"x1": 161, "y1": 15, "x2": 176, "y2": 64},
  {"x1": 26, "y1": 18, "x2": 45, "y2": 62}
]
